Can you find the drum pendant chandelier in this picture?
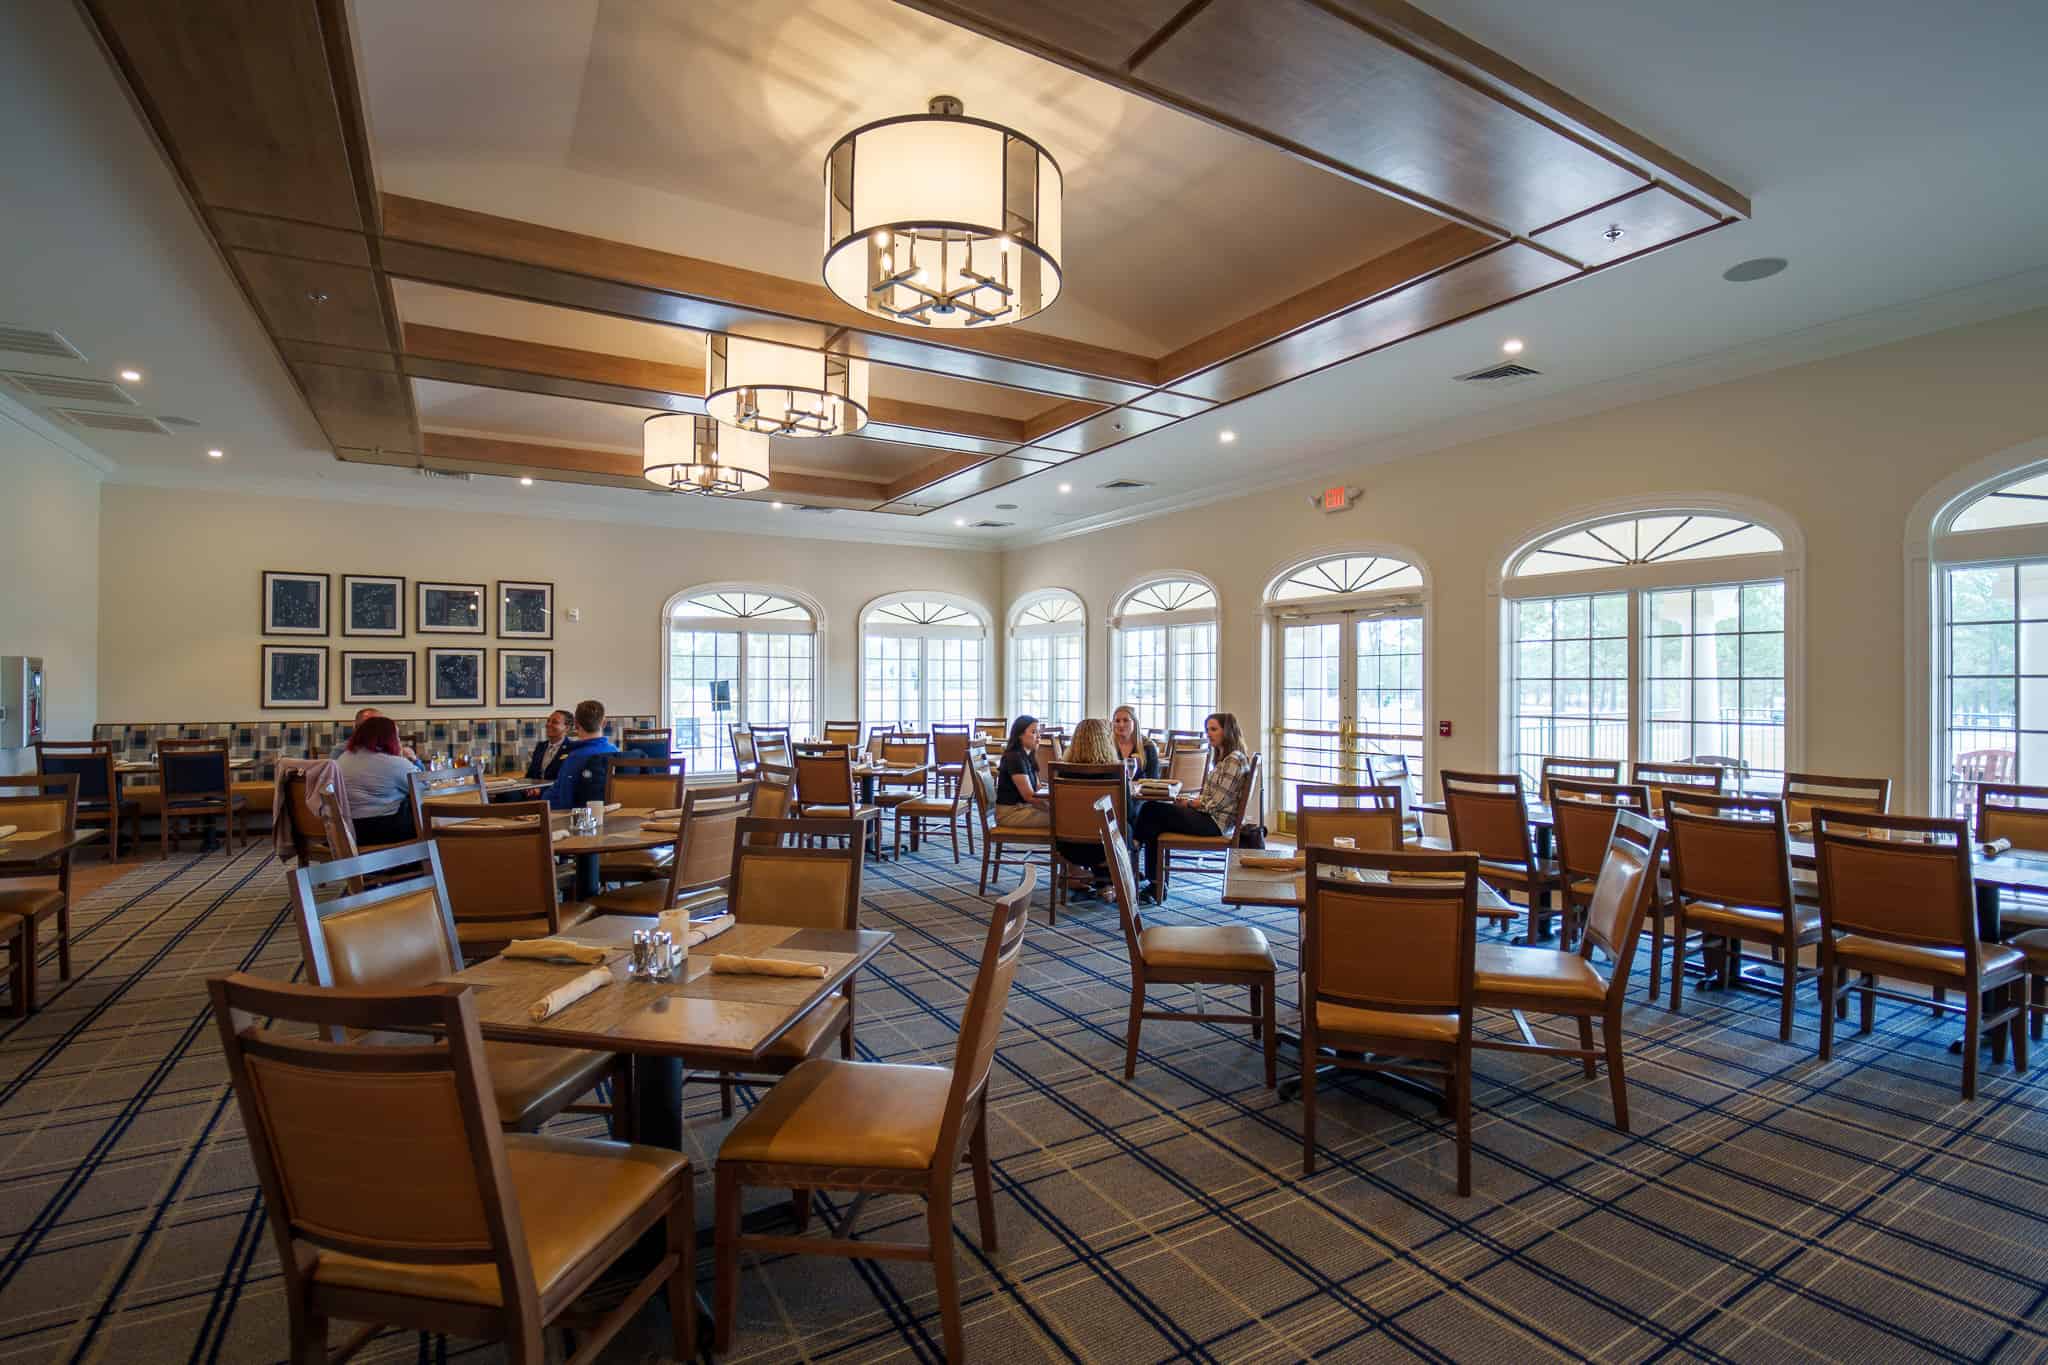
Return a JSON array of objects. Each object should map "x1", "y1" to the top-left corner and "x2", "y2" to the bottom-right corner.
[
  {"x1": 823, "y1": 95, "x2": 1063, "y2": 329},
  {"x1": 642, "y1": 413, "x2": 771, "y2": 495},
  {"x1": 704, "y1": 334, "x2": 869, "y2": 438}
]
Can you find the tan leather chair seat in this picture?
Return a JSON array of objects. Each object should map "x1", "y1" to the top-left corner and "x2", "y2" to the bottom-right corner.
[
  {"x1": 762, "y1": 995, "x2": 849, "y2": 1060},
  {"x1": 1478, "y1": 857, "x2": 1558, "y2": 882},
  {"x1": 2013, "y1": 927, "x2": 2048, "y2": 966},
  {"x1": 801, "y1": 803, "x2": 879, "y2": 820},
  {"x1": 1138, "y1": 924, "x2": 1275, "y2": 974},
  {"x1": 487, "y1": 1043, "x2": 616, "y2": 1130},
  {"x1": 895, "y1": 797, "x2": 955, "y2": 817},
  {"x1": 1567, "y1": 876, "x2": 1598, "y2": 899},
  {"x1": 591, "y1": 879, "x2": 674, "y2": 914},
  {"x1": 454, "y1": 901, "x2": 593, "y2": 947},
  {"x1": 600, "y1": 848, "x2": 673, "y2": 876},
  {"x1": 0, "y1": 888, "x2": 64, "y2": 920},
  {"x1": 2001, "y1": 902, "x2": 2048, "y2": 933},
  {"x1": 719, "y1": 1058, "x2": 950, "y2": 1170},
  {"x1": 1832, "y1": 934, "x2": 2023, "y2": 979},
  {"x1": 1684, "y1": 900, "x2": 1821, "y2": 936},
  {"x1": 1473, "y1": 943, "x2": 1607, "y2": 1001},
  {"x1": 1315, "y1": 1001, "x2": 1459, "y2": 1044},
  {"x1": 312, "y1": 1134, "x2": 686, "y2": 1304}
]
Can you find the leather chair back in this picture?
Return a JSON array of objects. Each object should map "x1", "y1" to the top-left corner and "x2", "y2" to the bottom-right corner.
[
  {"x1": 159, "y1": 738, "x2": 231, "y2": 802},
  {"x1": 1441, "y1": 770, "x2": 1535, "y2": 866},
  {"x1": 1538, "y1": 755, "x2": 1622, "y2": 803},
  {"x1": 821, "y1": 723, "x2": 862, "y2": 748},
  {"x1": 1813, "y1": 810, "x2": 1974, "y2": 950},
  {"x1": 0, "y1": 772, "x2": 77, "y2": 838},
  {"x1": 408, "y1": 764, "x2": 489, "y2": 826},
  {"x1": 793, "y1": 745, "x2": 856, "y2": 808},
  {"x1": 1976, "y1": 782, "x2": 2048, "y2": 847},
  {"x1": 35, "y1": 740, "x2": 115, "y2": 804},
  {"x1": 1049, "y1": 762, "x2": 1124, "y2": 846},
  {"x1": 1294, "y1": 783, "x2": 1402, "y2": 852},
  {"x1": 1783, "y1": 771, "x2": 1889, "y2": 827},
  {"x1": 607, "y1": 756, "x2": 685, "y2": 810},
  {"x1": 291, "y1": 846, "x2": 463, "y2": 1012},
  {"x1": 1664, "y1": 791, "x2": 1795, "y2": 913},
  {"x1": 1304, "y1": 846, "x2": 1476, "y2": 1019},
  {"x1": 422, "y1": 800, "x2": 564, "y2": 942},
  {"x1": 939, "y1": 868, "x2": 1034, "y2": 1166},
  {"x1": 1630, "y1": 760, "x2": 1724, "y2": 816},
  {"x1": 668, "y1": 783, "x2": 749, "y2": 896},
  {"x1": 1098, "y1": 799, "x2": 1148, "y2": 959},
  {"x1": 1166, "y1": 741, "x2": 1208, "y2": 791},
  {"x1": 1549, "y1": 779, "x2": 1650, "y2": 887},
  {"x1": 728, "y1": 819, "x2": 864, "y2": 929},
  {"x1": 1579, "y1": 810, "x2": 1666, "y2": 987},
  {"x1": 931, "y1": 725, "x2": 970, "y2": 770}
]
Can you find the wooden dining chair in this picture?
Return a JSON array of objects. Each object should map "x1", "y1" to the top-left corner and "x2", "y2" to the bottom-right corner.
[
  {"x1": 207, "y1": 970, "x2": 693, "y2": 1364},
  {"x1": 1294, "y1": 783, "x2": 1404, "y2": 852},
  {"x1": 1975, "y1": 783, "x2": 2048, "y2": 937},
  {"x1": 1538, "y1": 755, "x2": 1622, "y2": 804},
  {"x1": 0, "y1": 773, "x2": 78, "y2": 1017},
  {"x1": 1629, "y1": 759, "x2": 1725, "y2": 815},
  {"x1": 730, "y1": 727, "x2": 761, "y2": 781},
  {"x1": 973, "y1": 716, "x2": 1008, "y2": 743},
  {"x1": 1361, "y1": 753, "x2": 1422, "y2": 841},
  {"x1": 1099, "y1": 798, "x2": 1275, "y2": 1084},
  {"x1": 1300, "y1": 845, "x2": 1480, "y2": 1191},
  {"x1": 792, "y1": 743, "x2": 881, "y2": 857},
  {"x1": 290, "y1": 842, "x2": 624, "y2": 1135},
  {"x1": 1547, "y1": 778, "x2": 1653, "y2": 953},
  {"x1": 1157, "y1": 753, "x2": 1264, "y2": 894},
  {"x1": 750, "y1": 725, "x2": 793, "y2": 767},
  {"x1": 714, "y1": 867, "x2": 1034, "y2": 1361},
  {"x1": 891, "y1": 763, "x2": 973, "y2": 862},
  {"x1": 422, "y1": 799, "x2": 593, "y2": 955},
  {"x1": 1439, "y1": 769, "x2": 1555, "y2": 939},
  {"x1": 871, "y1": 736, "x2": 932, "y2": 829},
  {"x1": 968, "y1": 755, "x2": 1050, "y2": 895},
  {"x1": 749, "y1": 764, "x2": 796, "y2": 824},
  {"x1": 695, "y1": 817, "x2": 868, "y2": 1118},
  {"x1": 863, "y1": 726, "x2": 894, "y2": 762},
  {"x1": 931, "y1": 723, "x2": 971, "y2": 796},
  {"x1": 1664, "y1": 791, "x2": 1822, "y2": 1041},
  {"x1": 36, "y1": 739, "x2": 135, "y2": 861},
  {"x1": 157, "y1": 738, "x2": 246, "y2": 857},
  {"x1": 1783, "y1": 772, "x2": 1891, "y2": 828},
  {"x1": 1033, "y1": 730, "x2": 1065, "y2": 772},
  {"x1": 620, "y1": 726, "x2": 673, "y2": 760},
  {"x1": 1046, "y1": 762, "x2": 1125, "y2": 918},
  {"x1": 592, "y1": 782, "x2": 749, "y2": 916},
  {"x1": 1165, "y1": 736, "x2": 1209, "y2": 790},
  {"x1": 1473, "y1": 810, "x2": 1666, "y2": 1131},
  {"x1": 408, "y1": 763, "x2": 490, "y2": 827},
  {"x1": 821, "y1": 722, "x2": 862, "y2": 748},
  {"x1": 601, "y1": 756, "x2": 687, "y2": 885},
  {"x1": 1813, "y1": 809, "x2": 2028, "y2": 1098}
]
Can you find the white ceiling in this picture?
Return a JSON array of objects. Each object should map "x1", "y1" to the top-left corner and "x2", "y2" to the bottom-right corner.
[{"x1": 6, "y1": 0, "x2": 2048, "y2": 549}]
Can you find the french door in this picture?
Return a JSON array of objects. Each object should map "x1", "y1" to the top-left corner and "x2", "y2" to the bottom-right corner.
[{"x1": 1273, "y1": 608, "x2": 1425, "y2": 831}]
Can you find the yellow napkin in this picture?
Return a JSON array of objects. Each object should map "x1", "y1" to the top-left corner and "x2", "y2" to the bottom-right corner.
[
  {"x1": 1787, "y1": 821, "x2": 1814, "y2": 837},
  {"x1": 604, "y1": 801, "x2": 622, "y2": 813},
  {"x1": 709, "y1": 954, "x2": 827, "y2": 979},
  {"x1": 502, "y1": 937, "x2": 610, "y2": 965},
  {"x1": 646, "y1": 807, "x2": 684, "y2": 820},
  {"x1": 640, "y1": 819, "x2": 681, "y2": 833},
  {"x1": 1388, "y1": 869, "x2": 1469, "y2": 882},
  {"x1": 529, "y1": 967, "x2": 611, "y2": 1020},
  {"x1": 1239, "y1": 852, "x2": 1303, "y2": 871},
  {"x1": 1980, "y1": 837, "x2": 2013, "y2": 857},
  {"x1": 0, "y1": 825, "x2": 17, "y2": 840},
  {"x1": 657, "y1": 910, "x2": 734, "y2": 947}
]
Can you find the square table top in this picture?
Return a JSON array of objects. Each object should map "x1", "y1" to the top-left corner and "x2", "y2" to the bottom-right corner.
[
  {"x1": 1222, "y1": 847, "x2": 1514, "y2": 913},
  {"x1": 441, "y1": 917, "x2": 891, "y2": 1062},
  {"x1": 0, "y1": 828, "x2": 104, "y2": 866}
]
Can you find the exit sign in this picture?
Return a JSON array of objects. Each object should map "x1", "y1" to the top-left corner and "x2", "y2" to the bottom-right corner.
[{"x1": 1314, "y1": 485, "x2": 1360, "y2": 513}]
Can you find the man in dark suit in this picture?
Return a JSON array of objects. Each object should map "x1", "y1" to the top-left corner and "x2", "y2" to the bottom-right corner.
[{"x1": 525, "y1": 708, "x2": 573, "y2": 781}]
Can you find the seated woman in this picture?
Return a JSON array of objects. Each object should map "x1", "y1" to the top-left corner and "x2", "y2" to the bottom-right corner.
[
  {"x1": 1132, "y1": 712, "x2": 1252, "y2": 903},
  {"x1": 1056, "y1": 717, "x2": 1130, "y2": 894},
  {"x1": 334, "y1": 715, "x2": 419, "y2": 848},
  {"x1": 994, "y1": 715, "x2": 1051, "y2": 829},
  {"x1": 1112, "y1": 705, "x2": 1161, "y2": 779}
]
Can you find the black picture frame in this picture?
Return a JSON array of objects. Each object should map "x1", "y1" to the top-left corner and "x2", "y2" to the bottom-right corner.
[
  {"x1": 261, "y1": 645, "x2": 329, "y2": 709},
  {"x1": 497, "y1": 580, "x2": 554, "y2": 640},
  {"x1": 426, "y1": 646, "x2": 486, "y2": 707},
  {"x1": 497, "y1": 648, "x2": 554, "y2": 707},
  {"x1": 341, "y1": 574, "x2": 406, "y2": 637},
  {"x1": 417, "y1": 580, "x2": 487, "y2": 635},
  {"x1": 341, "y1": 650, "x2": 416, "y2": 705},
  {"x1": 262, "y1": 570, "x2": 329, "y2": 637}
]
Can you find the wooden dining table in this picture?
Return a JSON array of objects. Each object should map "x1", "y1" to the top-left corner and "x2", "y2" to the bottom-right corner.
[
  {"x1": 0, "y1": 827, "x2": 103, "y2": 1015},
  {"x1": 455, "y1": 804, "x2": 676, "y2": 900}
]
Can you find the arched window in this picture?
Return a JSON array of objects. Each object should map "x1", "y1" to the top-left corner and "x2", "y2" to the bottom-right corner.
[
  {"x1": 1931, "y1": 465, "x2": 2048, "y2": 813},
  {"x1": 861, "y1": 593, "x2": 989, "y2": 730},
  {"x1": 1266, "y1": 552, "x2": 1427, "y2": 824},
  {"x1": 1502, "y1": 510, "x2": 1794, "y2": 790},
  {"x1": 1009, "y1": 589, "x2": 1085, "y2": 728},
  {"x1": 665, "y1": 588, "x2": 818, "y2": 773},
  {"x1": 1112, "y1": 577, "x2": 1218, "y2": 734}
]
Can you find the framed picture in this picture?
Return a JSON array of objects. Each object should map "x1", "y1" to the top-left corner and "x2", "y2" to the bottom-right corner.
[
  {"x1": 497, "y1": 648, "x2": 554, "y2": 706},
  {"x1": 426, "y1": 646, "x2": 486, "y2": 706},
  {"x1": 341, "y1": 650, "x2": 415, "y2": 705},
  {"x1": 342, "y1": 574, "x2": 405, "y2": 637},
  {"x1": 261, "y1": 645, "x2": 328, "y2": 709},
  {"x1": 497, "y1": 580, "x2": 554, "y2": 639},
  {"x1": 418, "y1": 581, "x2": 486, "y2": 634},
  {"x1": 262, "y1": 570, "x2": 329, "y2": 636}
]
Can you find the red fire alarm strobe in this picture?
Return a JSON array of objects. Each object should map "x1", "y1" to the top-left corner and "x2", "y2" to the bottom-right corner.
[{"x1": 1438, "y1": 720, "x2": 1453, "y2": 737}]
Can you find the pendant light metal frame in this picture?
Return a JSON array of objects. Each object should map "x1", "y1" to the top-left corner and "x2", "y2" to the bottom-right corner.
[
  {"x1": 642, "y1": 413, "x2": 772, "y2": 495},
  {"x1": 703, "y1": 335, "x2": 869, "y2": 438}
]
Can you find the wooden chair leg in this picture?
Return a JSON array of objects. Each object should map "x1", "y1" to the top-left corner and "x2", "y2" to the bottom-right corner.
[
  {"x1": 1603, "y1": 1011, "x2": 1629, "y2": 1132},
  {"x1": 720, "y1": 1076, "x2": 735, "y2": 1118},
  {"x1": 1646, "y1": 910, "x2": 1665, "y2": 1002},
  {"x1": 969, "y1": 1101, "x2": 999, "y2": 1252},
  {"x1": 1668, "y1": 913, "x2": 1688, "y2": 1014},
  {"x1": 1576, "y1": 1015, "x2": 1597, "y2": 1077},
  {"x1": 55, "y1": 901, "x2": 71, "y2": 982},
  {"x1": 1454, "y1": 1049, "x2": 1473, "y2": 1198},
  {"x1": 714, "y1": 1165, "x2": 741, "y2": 1353},
  {"x1": 288, "y1": 1303, "x2": 328, "y2": 1365},
  {"x1": 1262, "y1": 976, "x2": 1277, "y2": 1089},
  {"x1": 1123, "y1": 979, "x2": 1144, "y2": 1080},
  {"x1": 2033, "y1": 975, "x2": 2045, "y2": 1042},
  {"x1": 927, "y1": 1196, "x2": 964, "y2": 1364},
  {"x1": 1990, "y1": 983, "x2": 2010, "y2": 1066},
  {"x1": 666, "y1": 1186, "x2": 698, "y2": 1361},
  {"x1": 949, "y1": 819, "x2": 961, "y2": 864},
  {"x1": 1778, "y1": 937, "x2": 1796, "y2": 1043},
  {"x1": 1858, "y1": 971, "x2": 1876, "y2": 1035},
  {"x1": 2012, "y1": 989, "x2": 2030, "y2": 1074},
  {"x1": 1300, "y1": 1038, "x2": 1318, "y2": 1177},
  {"x1": 1818, "y1": 954, "x2": 1838, "y2": 1061},
  {"x1": 1963, "y1": 989, "x2": 1981, "y2": 1100}
]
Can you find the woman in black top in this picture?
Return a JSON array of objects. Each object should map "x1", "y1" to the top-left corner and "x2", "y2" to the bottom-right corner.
[
  {"x1": 1112, "y1": 705, "x2": 1161, "y2": 779},
  {"x1": 994, "y1": 715, "x2": 1051, "y2": 828}
]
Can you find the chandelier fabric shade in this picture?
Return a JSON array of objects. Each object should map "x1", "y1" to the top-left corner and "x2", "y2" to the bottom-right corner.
[
  {"x1": 823, "y1": 98, "x2": 1062, "y2": 329},
  {"x1": 703, "y1": 335, "x2": 869, "y2": 438},
  {"x1": 642, "y1": 413, "x2": 771, "y2": 495}
]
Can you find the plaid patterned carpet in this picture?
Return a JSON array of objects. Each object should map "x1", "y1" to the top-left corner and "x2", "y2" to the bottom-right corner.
[{"x1": 3, "y1": 844, "x2": 2046, "y2": 1364}]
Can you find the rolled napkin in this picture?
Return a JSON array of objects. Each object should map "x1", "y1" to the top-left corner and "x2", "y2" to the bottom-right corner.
[
  {"x1": 0, "y1": 824, "x2": 17, "y2": 840},
  {"x1": 640, "y1": 819, "x2": 681, "y2": 833},
  {"x1": 1980, "y1": 837, "x2": 2013, "y2": 857},
  {"x1": 605, "y1": 801, "x2": 622, "y2": 813},
  {"x1": 1238, "y1": 852, "x2": 1304, "y2": 870},
  {"x1": 646, "y1": 807, "x2": 685, "y2": 820},
  {"x1": 529, "y1": 967, "x2": 612, "y2": 1020},
  {"x1": 502, "y1": 937, "x2": 610, "y2": 965},
  {"x1": 658, "y1": 910, "x2": 734, "y2": 947},
  {"x1": 456, "y1": 816, "x2": 541, "y2": 830},
  {"x1": 1135, "y1": 782, "x2": 1176, "y2": 796},
  {"x1": 709, "y1": 953, "x2": 827, "y2": 979},
  {"x1": 1786, "y1": 821, "x2": 1814, "y2": 837},
  {"x1": 1389, "y1": 870, "x2": 1470, "y2": 882},
  {"x1": 550, "y1": 828, "x2": 569, "y2": 842}
]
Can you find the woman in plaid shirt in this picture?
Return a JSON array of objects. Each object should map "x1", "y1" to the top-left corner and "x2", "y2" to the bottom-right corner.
[{"x1": 1132, "y1": 712, "x2": 1251, "y2": 902}]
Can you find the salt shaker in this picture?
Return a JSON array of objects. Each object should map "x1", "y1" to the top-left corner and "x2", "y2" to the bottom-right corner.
[
  {"x1": 629, "y1": 929, "x2": 654, "y2": 978},
  {"x1": 650, "y1": 930, "x2": 676, "y2": 981}
]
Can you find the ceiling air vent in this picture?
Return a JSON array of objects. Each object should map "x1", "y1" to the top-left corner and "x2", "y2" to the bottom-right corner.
[
  {"x1": 1454, "y1": 361, "x2": 1542, "y2": 384},
  {"x1": 418, "y1": 467, "x2": 472, "y2": 482},
  {"x1": 52, "y1": 407, "x2": 169, "y2": 434},
  {"x1": 971, "y1": 520, "x2": 1013, "y2": 529},
  {"x1": 3, "y1": 371, "x2": 136, "y2": 404},
  {"x1": 1098, "y1": 479, "x2": 1151, "y2": 491},
  {"x1": 795, "y1": 504, "x2": 834, "y2": 514},
  {"x1": 0, "y1": 326, "x2": 86, "y2": 362}
]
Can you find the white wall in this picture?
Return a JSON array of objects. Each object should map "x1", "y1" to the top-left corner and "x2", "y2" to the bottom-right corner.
[
  {"x1": 96, "y1": 485, "x2": 1000, "y2": 725},
  {"x1": 1003, "y1": 308, "x2": 2048, "y2": 810},
  {"x1": 0, "y1": 410, "x2": 101, "y2": 773}
]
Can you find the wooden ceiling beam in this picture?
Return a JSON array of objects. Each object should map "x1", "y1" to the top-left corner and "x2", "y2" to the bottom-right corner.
[{"x1": 416, "y1": 432, "x2": 889, "y2": 503}]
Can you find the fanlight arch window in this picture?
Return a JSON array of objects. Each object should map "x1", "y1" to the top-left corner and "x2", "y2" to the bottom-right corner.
[
  {"x1": 1502, "y1": 508, "x2": 1794, "y2": 791},
  {"x1": 1009, "y1": 589, "x2": 1085, "y2": 728},
  {"x1": 1932, "y1": 465, "x2": 2048, "y2": 812},
  {"x1": 1271, "y1": 555, "x2": 1423, "y2": 600},
  {"x1": 665, "y1": 588, "x2": 818, "y2": 774},
  {"x1": 861, "y1": 592, "x2": 989, "y2": 730},
  {"x1": 1112, "y1": 577, "x2": 1217, "y2": 734}
]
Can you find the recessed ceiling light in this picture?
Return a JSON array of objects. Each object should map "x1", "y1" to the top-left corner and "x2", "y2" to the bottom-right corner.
[
  {"x1": 1722, "y1": 257, "x2": 1788, "y2": 283},
  {"x1": 1057, "y1": 482, "x2": 1072, "y2": 493},
  {"x1": 118, "y1": 368, "x2": 142, "y2": 383},
  {"x1": 1218, "y1": 430, "x2": 1236, "y2": 444},
  {"x1": 953, "y1": 517, "x2": 967, "y2": 526},
  {"x1": 519, "y1": 476, "x2": 533, "y2": 486},
  {"x1": 206, "y1": 448, "x2": 223, "y2": 459},
  {"x1": 771, "y1": 500, "x2": 785, "y2": 510},
  {"x1": 1500, "y1": 338, "x2": 1524, "y2": 356}
]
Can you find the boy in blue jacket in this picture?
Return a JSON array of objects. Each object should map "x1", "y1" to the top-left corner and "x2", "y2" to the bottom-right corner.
[{"x1": 546, "y1": 698, "x2": 619, "y2": 810}]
